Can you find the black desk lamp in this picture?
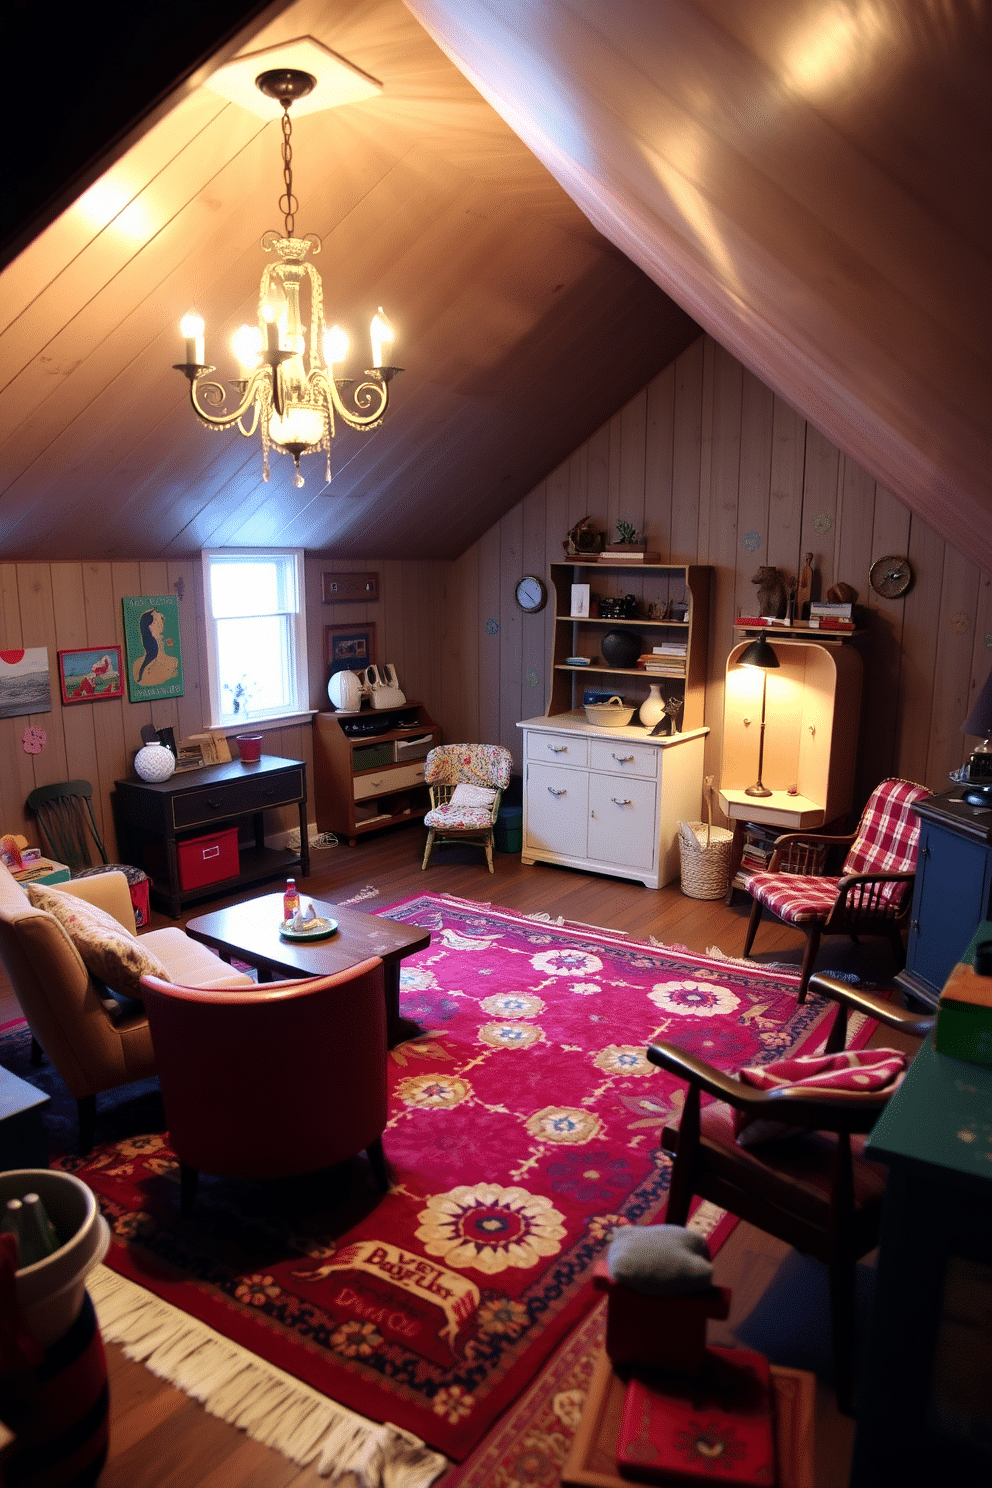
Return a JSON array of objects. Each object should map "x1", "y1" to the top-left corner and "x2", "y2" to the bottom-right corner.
[
  {"x1": 961, "y1": 670, "x2": 992, "y2": 806},
  {"x1": 738, "y1": 633, "x2": 780, "y2": 797}
]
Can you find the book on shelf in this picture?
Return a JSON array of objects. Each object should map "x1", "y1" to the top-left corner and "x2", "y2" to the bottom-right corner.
[
  {"x1": 652, "y1": 643, "x2": 687, "y2": 655},
  {"x1": 598, "y1": 551, "x2": 661, "y2": 563},
  {"x1": 809, "y1": 600, "x2": 853, "y2": 617}
]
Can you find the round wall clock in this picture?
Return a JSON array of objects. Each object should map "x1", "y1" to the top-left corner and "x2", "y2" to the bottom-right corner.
[
  {"x1": 869, "y1": 555, "x2": 913, "y2": 598},
  {"x1": 514, "y1": 575, "x2": 547, "y2": 613}
]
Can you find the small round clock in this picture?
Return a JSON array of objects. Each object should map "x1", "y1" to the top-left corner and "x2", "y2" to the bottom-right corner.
[
  {"x1": 869, "y1": 555, "x2": 913, "y2": 599},
  {"x1": 514, "y1": 575, "x2": 547, "y2": 613}
]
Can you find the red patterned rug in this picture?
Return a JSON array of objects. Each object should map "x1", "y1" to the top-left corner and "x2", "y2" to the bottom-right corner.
[{"x1": 7, "y1": 893, "x2": 861, "y2": 1462}]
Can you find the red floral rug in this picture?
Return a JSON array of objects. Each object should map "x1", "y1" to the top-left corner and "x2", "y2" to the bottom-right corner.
[{"x1": 9, "y1": 893, "x2": 861, "y2": 1462}]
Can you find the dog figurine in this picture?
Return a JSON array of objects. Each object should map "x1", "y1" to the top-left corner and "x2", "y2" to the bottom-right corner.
[{"x1": 752, "y1": 565, "x2": 787, "y2": 618}]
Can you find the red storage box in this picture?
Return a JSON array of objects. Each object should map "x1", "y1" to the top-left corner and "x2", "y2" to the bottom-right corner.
[{"x1": 176, "y1": 827, "x2": 239, "y2": 890}]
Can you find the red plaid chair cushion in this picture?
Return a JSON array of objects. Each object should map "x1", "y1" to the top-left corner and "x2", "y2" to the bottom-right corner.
[{"x1": 741, "y1": 873, "x2": 841, "y2": 924}]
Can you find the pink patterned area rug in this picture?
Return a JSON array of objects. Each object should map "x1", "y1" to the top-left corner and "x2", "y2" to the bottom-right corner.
[{"x1": 18, "y1": 893, "x2": 864, "y2": 1463}]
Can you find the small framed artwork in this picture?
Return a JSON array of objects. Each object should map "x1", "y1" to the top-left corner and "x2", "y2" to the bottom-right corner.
[
  {"x1": 322, "y1": 572, "x2": 379, "y2": 603},
  {"x1": 570, "y1": 583, "x2": 590, "y2": 618},
  {"x1": 57, "y1": 646, "x2": 124, "y2": 705},
  {"x1": 325, "y1": 623, "x2": 376, "y2": 676}
]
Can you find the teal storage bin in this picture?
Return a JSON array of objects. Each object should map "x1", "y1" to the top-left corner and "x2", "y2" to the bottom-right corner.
[{"x1": 495, "y1": 804, "x2": 523, "y2": 853}]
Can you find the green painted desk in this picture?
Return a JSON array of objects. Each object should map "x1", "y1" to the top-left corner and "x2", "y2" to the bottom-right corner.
[{"x1": 851, "y1": 924, "x2": 992, "y2": 1486}]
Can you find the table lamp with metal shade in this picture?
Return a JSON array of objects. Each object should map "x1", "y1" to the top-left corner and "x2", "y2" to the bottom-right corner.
[
  {"x1": 737, "y1": 634, "x2": 780, "y2": 797},
  {"x1": 960, "y1": 670, "x2": 992, "y2": 806}
]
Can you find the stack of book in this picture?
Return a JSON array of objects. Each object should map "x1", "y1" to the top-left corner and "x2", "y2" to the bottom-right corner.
[
  {"x1": 808, "y1": 601, "x2": 855, "y2": 631},
  {"x1": 599, "y1": 547, "x2": 661, "y2": 563},
  {"x1": 731, "y1": 822, "x2": 781, "y2": 888},
  {"x1": 639, "y1": 643, "x2": 686, "y2": 674}
]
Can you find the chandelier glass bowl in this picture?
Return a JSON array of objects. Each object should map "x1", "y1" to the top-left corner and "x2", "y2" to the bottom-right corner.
[{"x1": 174, "y1": 67, "x2": 399, "y2": 488}]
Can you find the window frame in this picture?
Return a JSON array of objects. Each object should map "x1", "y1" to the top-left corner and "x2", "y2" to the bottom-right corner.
[{"x1": 201, "y1": 547, "x2": 310, "y2": 729}]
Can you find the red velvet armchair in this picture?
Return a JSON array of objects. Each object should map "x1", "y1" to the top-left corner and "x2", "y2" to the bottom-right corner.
[{"x1": 139, "y1": 956, "x2": 389, "y2": 1212}]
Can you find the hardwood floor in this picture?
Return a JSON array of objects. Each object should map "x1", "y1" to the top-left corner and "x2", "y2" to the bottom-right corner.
[{"x1": 3, "y1": 826, "x2": 914, "y2": 1487}]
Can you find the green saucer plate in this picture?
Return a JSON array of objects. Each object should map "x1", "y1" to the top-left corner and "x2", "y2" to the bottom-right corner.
[{"x1": 279, "y1": 917, "x2": 337, "y2": 940}]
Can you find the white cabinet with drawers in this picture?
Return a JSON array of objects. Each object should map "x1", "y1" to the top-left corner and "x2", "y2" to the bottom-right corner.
[{"x1": 517, "y1": 715, "x2": 707, "y2": 889}]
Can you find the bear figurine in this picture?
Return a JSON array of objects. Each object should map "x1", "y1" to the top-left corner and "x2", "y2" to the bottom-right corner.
[{"x1": 752, "y1": 565, "x2": 787, "y2": 619}]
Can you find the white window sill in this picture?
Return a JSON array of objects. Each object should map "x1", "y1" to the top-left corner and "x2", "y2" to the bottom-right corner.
[{"x1": 212, "y1": 711, "x2": 318, "y2": 735}]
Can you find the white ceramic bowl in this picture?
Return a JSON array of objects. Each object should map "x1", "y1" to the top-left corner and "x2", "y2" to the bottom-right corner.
[{"x1": 583, "y1": 698, "x2": 635, "y2": 728}]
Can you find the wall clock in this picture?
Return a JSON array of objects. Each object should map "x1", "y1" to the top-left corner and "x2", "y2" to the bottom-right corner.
[
  {"x1": 514, "y1": 575, "x2": 547, "y2": 613},
  {"x1": 869, "y1": 555, "x2": 913, "y2": 599}
]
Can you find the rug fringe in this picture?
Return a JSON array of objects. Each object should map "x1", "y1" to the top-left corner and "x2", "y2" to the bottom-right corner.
[
  {"x1": 88, "y1": 1265, "x2": 448, "y2": 1487},
  {"x1": 704, "y1": 944, "x2": 799, "y2": 974}
]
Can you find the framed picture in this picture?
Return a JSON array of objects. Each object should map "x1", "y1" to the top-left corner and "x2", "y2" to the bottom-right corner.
[
  {"x1": 0, "y1": 648, "x2": 51, "y2": 719},
  {"x1": 324, "y1": 623, "x2": 376, "y2": 676},
  {"x1": 122, "y1": 595, "x2": 184, "y2": 702},
  {"x1": 322, "y1": 572, "x2": 379, "y2": 603},
  {"x1": 570, "y1": 583, "x2": 590, "y2": 618},
  {"x1": 57, "y1": 646, "x2": 124, "y2": 705}
]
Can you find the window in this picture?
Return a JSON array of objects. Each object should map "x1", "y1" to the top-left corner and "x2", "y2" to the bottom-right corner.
[{"x1": 202, "y1": 549, "x2": 309, "y2": 727}]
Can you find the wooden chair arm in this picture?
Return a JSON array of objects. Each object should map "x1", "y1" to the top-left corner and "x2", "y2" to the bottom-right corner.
[
  {"x1": 647, "y1": 1041, "x2": 895, "y2": 1133},
  {"x1": 767, "y1": 830, "x2": 854, "y2": 874},
  {"x1": 809, "y1": 972, "x2": 935, "y2": 1052}
]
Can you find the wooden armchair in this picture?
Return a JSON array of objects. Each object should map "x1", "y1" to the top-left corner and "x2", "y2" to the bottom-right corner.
[
  {"x1": 648, "y1": 973, "x2": 934, "y2": 1413},
  {"x1": 27, "y1": 779, "x2": 151, "y2": 927},
  {"x1": 742, "y1": 777, "x2": 931, "y2": 1001}
]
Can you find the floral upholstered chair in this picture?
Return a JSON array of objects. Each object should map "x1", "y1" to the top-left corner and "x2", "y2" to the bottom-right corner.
[
  {"x1": 742, "y1": 776, "x2": 931, "y2": 1003},
  {"x1": 422, "y1": 744, "x2": 513, "y2": 873}
]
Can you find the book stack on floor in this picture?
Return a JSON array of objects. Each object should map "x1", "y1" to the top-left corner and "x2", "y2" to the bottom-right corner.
[
  {"x1": 640, "y1": 642, "x2": 687, "y2": 675},
  {"x1": 731, "y1": 822, "x2": 781, "y2": 889}
]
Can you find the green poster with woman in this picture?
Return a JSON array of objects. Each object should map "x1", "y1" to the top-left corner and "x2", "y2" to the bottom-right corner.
[{"x1": 122, "y1": 595, "x2": 184, "y2": 701}]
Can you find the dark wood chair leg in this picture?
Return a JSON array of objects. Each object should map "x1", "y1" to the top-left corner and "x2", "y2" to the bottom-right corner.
[
  {"x1": 743, "y1": 897, "x2": 763, "y2": 956},
  {"x1": 796, "y1": 926, "x2": 823, "y2": 1004},
  {"x1": 180, "y1": 1163, "x2": 199, "y2": 1215},
  {"x1": 664, "y1": 1088, "x2": 699, "y2": 1226},
  {"x1": 366, "y1": 1136, "x2": 390, "y2": 1191},
  {"x1": 30, "y1": 1036, "x2": 43, "y2": 1065},
  {"x1": 77, "y1": 1094, "x2": 96, "y2": 1154}
]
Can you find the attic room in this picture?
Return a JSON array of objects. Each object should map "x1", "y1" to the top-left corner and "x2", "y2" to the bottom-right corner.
[{"x1": 0, "y1": 3, "x2": 989, "y2": 1487}]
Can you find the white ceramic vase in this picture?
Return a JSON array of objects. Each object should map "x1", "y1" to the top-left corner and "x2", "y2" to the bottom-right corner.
[{"x1": 638, "y1": 682, "x2": 666, "y2": 728}]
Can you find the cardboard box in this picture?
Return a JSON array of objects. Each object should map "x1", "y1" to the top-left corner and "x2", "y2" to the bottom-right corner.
[
  {"x1": 176, "y1": 828, "x2": 239, "y2": 891},
  {"x1": 936, "y1": 960, "x2": 992, "y2": 1067}
]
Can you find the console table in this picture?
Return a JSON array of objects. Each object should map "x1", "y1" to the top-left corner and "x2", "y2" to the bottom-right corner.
[{"x1": 114, "y1": 756, "x2": 309, "y2": 918}]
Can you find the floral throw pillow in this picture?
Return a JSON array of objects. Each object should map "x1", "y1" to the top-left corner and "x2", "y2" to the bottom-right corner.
[
  {"x1": 27, "y1": 883, "x2": 169, "y2": 998},
  {"x1": 450, "y1": 783, "x2": 497, "y2": 808}
]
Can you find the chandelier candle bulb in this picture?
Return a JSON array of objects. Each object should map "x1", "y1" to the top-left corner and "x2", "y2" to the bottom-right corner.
[
  {"x1": 262, "y1": 308, "x2": 280, "y2": 354},
  {"x1": 180, "y1": 312, "x2": 204, "y2": 366},
  {"x1": 370, "y1": 307, "x2": 393, "y2": 368}
]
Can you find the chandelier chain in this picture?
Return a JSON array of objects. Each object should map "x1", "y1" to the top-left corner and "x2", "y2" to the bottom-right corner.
[{"x1": 279, "y1": 104, "x2": 299, "y2": 237}]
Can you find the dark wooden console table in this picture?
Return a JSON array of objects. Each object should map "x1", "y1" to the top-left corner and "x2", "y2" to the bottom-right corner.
[{"x1": 114, "y1": 755, "x2": 309, "y2": 918}]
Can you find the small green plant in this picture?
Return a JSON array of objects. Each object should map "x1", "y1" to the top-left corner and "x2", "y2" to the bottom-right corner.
[{"x1": 615, "y1": 519, "x2": 639, "y2": 544}]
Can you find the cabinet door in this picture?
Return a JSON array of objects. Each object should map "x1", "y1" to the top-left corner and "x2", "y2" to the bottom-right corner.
[
  {"x1": 587, "y1": 773, "x2": 657, "y2": 870},
  {"x1": 909, "y1": 820, "x2": 992, "y2": 996},
  {"x1": 526, "y1": 763, "x2": 588, "y2": 857}
]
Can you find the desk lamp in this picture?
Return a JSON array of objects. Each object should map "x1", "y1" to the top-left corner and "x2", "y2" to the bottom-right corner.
[
  {"x1": 738, "y1": 634, "x2": 780, "y2": 797},
  {"x1": 961, "y1": 670, "x2": 992, "y2": 806}
]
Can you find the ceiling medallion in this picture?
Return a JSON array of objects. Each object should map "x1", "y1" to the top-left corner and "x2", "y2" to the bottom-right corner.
[{"x1": 174, "y1": 68, "x2": 400, "y2": 488}]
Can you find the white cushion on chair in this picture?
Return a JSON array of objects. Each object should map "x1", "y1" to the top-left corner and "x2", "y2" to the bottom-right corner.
[{"x1": 450, "y1": 783, "x2": 497, "y2": 808}]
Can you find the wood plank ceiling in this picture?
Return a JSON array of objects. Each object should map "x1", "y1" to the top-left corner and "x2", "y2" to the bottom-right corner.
[
  {"x1": 0, "y1": 0, "x2": 698, "y2": 562},
  {"x1": 409, "y1": 0, "x2": 992, "y2": 573}
]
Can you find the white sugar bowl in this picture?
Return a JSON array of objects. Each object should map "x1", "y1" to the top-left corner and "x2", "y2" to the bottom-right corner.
[{"x1": 134, "y1": 742, "x2": 176, "y2": 782}]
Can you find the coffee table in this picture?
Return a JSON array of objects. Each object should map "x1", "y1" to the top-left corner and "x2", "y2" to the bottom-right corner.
[{"x1": 184, "y1": 893, "x2": 430, "y2": 1048}]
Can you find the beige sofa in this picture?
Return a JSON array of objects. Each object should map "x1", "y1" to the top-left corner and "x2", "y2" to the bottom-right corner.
[{"x1": 0, "y1": 860, "x2": 253, "y2": 1150}]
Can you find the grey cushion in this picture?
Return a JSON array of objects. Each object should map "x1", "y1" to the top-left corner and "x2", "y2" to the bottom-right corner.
[{"x1": 607, "y1": 1224, "x2": 714, "y2": 1296}]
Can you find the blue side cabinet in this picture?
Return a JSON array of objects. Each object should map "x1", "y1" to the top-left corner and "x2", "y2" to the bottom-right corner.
[{"x1": 899, "y1": 790, "x2": 992, "y2": 1009}]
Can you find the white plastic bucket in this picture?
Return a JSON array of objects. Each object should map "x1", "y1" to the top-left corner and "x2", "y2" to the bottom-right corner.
[{"x1": 0, "y1": 1169, "x2": 110, "y2": 1347}]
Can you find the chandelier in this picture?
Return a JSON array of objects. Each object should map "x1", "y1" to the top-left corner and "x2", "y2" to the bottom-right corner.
[{"x1": 175, "y1": 68, "x2": 399, "y2": 488}]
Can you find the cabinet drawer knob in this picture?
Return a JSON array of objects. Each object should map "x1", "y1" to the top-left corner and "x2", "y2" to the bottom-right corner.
[
  {"x1": 548, "y1": 744, "x2": 568, "y2": 753},
  {"x1": 548, "y1": 787, "x2": 567, "y2": 797},
  {"x1": 611, "y1": 797, "x2": 633, "y2": 807},
  {"x1": 206, "y1": 798, "x2": 223, "y2": 810},
  {"x1": 612, "y1": 753, "x2": 634, "y2": 763}
]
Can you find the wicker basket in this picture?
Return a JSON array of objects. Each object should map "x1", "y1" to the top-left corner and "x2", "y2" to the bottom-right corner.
[{"x1": 678, "y1": 779, "x2": 733, "y2": 899}]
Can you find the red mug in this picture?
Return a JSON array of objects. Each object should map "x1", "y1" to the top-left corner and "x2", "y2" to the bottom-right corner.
[{"x1": 236, "y1": 733, "x2": 263, "y2": 764}]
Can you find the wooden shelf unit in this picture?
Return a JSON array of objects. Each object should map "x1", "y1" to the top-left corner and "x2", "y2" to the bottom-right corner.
[
  {"x1": 313, "y1": 702, "x2": 439, "y2": 847},
  {"x1": 548, "y1": 562, "x2": 710, "y2": 728}
]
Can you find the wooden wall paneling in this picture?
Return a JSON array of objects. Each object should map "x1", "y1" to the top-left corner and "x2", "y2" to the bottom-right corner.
[
  {"x1": 735, "y1": 371, "x2": 774, "y2": 620},
  {"x1": 798, "y1": 426, "x2": 841, "y2": 605},
  {"x1": 645, "y1": 364, "x2": 675, "y2": 561},
  {"x1": 0, "y1": 566, "x2": 34, "y2": 836},
  {"x1": 765, "y1": 396, "x2": 806, "y2": 578},
  {"x1": 442, "y1": 547, "x2": 478, "y2": 744},
  {"x1": 887, "y1": 511, "x2": 940, "y2": 793},
  {"x1": 168, "y1": 561, "x2": 204, "y2": 748},
  {"x1": 477, "y1": 523, "x2": 502, "y2": 753},
  {"x1": 701, "y1": 344, "x2": 743, "y2": 796},
  {"x1": 928, "y1": 545, "x2": 982, "y2": 787},
  {"x1": 498, "y1": 504, "x2": 524, "y2": 760},
  {"x1": 51, "y1": 565, "x2": 103, "y2": 843},
  {"x1": 16, "y1": 566, "x2": 68, "y2": 801},
  {"x1": 856, "y1": 486, "x2": 912, "y2": 800},
  {"x1": 965, "y1": 573, "x2": 992, "y2": 759},
  {"x1": 81, "y1": 561, "x2": 130, "y2": 856},
  {"x1": 520, "y1": 485, "x2": 549, "y2": 733},
  {"x1": 671, "y1": 337, "x2": 704, "y2": 565},
  {"x1": 617, "y1": 392, "x2": 647, "y2": 549}
]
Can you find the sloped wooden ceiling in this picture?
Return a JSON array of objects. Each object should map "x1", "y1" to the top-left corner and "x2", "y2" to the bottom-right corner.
[
  {"x1": 0, "y1": 0, "x2": 698, "y2": 562},
  {"x1": 408, "y1": 0, "x2": 992, "y2": 573}
]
